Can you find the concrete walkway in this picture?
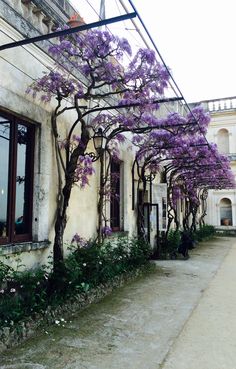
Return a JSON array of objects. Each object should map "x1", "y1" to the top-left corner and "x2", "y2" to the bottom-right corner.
[
  {"x1": 0, "y1": 237, "x2": 235, "y2": 369},
  {"x1": 161, "y1": 237, "x2": 236, "y2": 369}
]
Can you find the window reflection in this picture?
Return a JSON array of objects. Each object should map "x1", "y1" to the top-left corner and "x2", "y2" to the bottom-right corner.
[
  {"x1": 15, "y1": 125, "x2": 29, "y2": 235},
  {"x1": 0, "y1": 119, "x2": 10, "y2": 237},
  {"x1": 0, "y1": 112, "x2": 34, "y2": 244}
]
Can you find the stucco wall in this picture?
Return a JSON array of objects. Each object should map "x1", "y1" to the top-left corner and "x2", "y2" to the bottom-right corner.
[
  {"x1": 0, "y1": 16, "x2": 142, "y2": 269},
  {"x1": 206, "y1": 110, "x2": 236, "y2": 227},
  {"x1": 0, "y1": 18, "x2": 100, "y2": 267}
]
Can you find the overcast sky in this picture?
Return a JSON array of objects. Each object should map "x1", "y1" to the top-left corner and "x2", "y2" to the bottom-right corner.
[{"x1": 69, "y1": 0, "x2": 236, "y2": 103}]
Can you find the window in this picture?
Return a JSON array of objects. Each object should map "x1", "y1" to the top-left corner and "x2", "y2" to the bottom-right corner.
[
  {"x1": 220, "y1": 198, "x2": 232, "y2": 226},
  {"x1": 162, "y1": 197, "x2": 167, "y2": 229},
  {"x1": 110, "y1": 160, "x2": 122, "y2": 231},
  {"x1": 0, "y1": 112, "x2": 34, "y2": 244},
  {"x1": 217, "y1": 128, "x2": 229, "y2": 154}
]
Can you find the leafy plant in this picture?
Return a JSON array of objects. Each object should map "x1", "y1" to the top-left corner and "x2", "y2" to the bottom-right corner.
[
  {"x1": 167, "y1": 229, "x2": 181, "y2": 253},
  {"x1": 0, "y1": 236, "x2": 151, "y2": 329},
  {"x1": 193, "y1": 224, "x2": 215, "y2": 241}
]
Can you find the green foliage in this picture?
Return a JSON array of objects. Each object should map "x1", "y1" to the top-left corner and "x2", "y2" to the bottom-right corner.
[
  {"x1": 0, "y1": 261, "x2": 13, "y2": 284},
  {"x1": 216, "y1": 229, "x2": 236, "y2": 237},
  {"x1": 167, "y1": 229, "x2": 181, "y2": 252},
  {"x1": 0, "y1": 264, "x2": 48, "y2": 326},
  {"x1": 0, "y1": 237, "x2": 151, "y2": 328},
  {"x1": 156, "y1": 229, "x2": 181, "y2": 259},
  {"x1": 129, "y1": 237, "x2": 151, "y2": 266},
  {"x1": 193, "y1": 224, "x2": 215, "y2": 241},
  {"x1": 63, "y1": 236, "x2": 151, "y2": 291}
]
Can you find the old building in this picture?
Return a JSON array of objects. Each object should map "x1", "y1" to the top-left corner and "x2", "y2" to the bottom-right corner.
[
  {"x1": 0, "y1": 0, "x2": 98, "y2": 268},
  {"x1": 1, "y1": 0, "x2": 232, "y2": 272},
  {"x1": 0, "y1": 0, "x2": 171, "y2": 268},
  {"x1": 203, "y1": 97, "x2": 236, "y2": 228}
]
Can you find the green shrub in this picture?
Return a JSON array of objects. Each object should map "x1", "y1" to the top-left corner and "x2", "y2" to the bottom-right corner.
[
  {"x1": 193, "y1": 225, "x2": 215, "y2": 241},
  {"x1": 0, "y1": 261, "x2": 13, "y2": 285},
  {"x1": 0, "y1": 265, "x2": 48, "y2": 325},
  {"x1": 167, "y1": 229, "x2": 181, "y2": 252},
  {"x1": 0, "y1": 236, "x2": 151, "y2": 328},
  {"x1": 156, "y1": 229, "x2": 181, "y2": 259}
]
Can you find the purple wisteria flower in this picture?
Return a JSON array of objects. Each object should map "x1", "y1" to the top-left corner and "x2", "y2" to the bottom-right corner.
[
  {"x1": 101, "y1": 226, "x2": 112, "y2": 236},
  {"x1": 71, "y1": 233, "x2": 88, "y2": 247}
]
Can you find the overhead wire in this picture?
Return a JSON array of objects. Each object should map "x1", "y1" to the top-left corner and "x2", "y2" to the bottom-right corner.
[
  {"x1": 118, "y1": 0, "x2": 181, "y2": 100},
  {"x1": 0, "y1": 0, "x2": 228, "y2": 173},
  {"x1": 0, "y1": 53, "x2": 34, "y2": 81},
  {"x1": 126, "y1": 0, "x2": 227, "y2": 171},
  {"x1": 114, "y1": 0, "x2": 146, "y2": 48},
  {"x1": 113, "y1": 0, "x2": 228, "y2": 178},
  {"x1": 0, "y1": 14, "x2": 123, "y2": 117},
  {"x1": 81, "y1": 0, "x2": 175, "y2": 116},
  {"x1": 1, "y1": 0, "x2": 176, "y2": 117}
]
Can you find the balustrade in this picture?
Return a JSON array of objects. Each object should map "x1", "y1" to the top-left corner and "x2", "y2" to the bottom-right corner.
[
  {"x1": 207, "y1": 97, "x2": 236, "y2": 112},
  {"x1": 4, "y1": 0, "x2": 76, "y2": 35},
  {"x1": 228, "y1": 154, "x2": 236, "y2": 162}
]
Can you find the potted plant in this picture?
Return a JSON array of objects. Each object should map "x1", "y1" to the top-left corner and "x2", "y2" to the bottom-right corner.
[{"x1": 67, "y1": 13, "x2": 85, "y2": 28}]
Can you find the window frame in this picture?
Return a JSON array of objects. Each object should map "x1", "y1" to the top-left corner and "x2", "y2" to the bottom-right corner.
[
  {"x1": 110, "y1": 159, "x2": 123, "y2": 232},
  {"x1": 0, "y1": 111, "x2": 35, "y2": 245}
]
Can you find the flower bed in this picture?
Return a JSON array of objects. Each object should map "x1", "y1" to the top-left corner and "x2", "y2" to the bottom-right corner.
[{"x1": 0, "y1": 237, "x2": 151, "y2": 352}]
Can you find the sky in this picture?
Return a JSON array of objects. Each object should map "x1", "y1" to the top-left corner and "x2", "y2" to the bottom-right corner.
[{"x1": 69, "y1": 0, "x2": 236, "y2": 103}]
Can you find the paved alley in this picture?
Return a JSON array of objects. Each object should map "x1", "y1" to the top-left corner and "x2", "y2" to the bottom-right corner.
[{"x1": 0, "y1": 237, "x2": 235, "y2": 369}]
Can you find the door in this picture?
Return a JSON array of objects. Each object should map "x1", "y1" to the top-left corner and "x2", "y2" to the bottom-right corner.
[{"x1": 138, "y1": 203, "x2": 159, "y2": 247}]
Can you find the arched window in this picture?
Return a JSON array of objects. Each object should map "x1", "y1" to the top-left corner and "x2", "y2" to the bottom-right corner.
[
  {"x1": 217, "y1": 128, "x2": 229, "y2": 154},
  {"x1": 220, "y1": 198, "x2": 232, "y2": 226}
]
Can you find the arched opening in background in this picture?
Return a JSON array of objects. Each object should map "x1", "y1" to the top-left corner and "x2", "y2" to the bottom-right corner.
[
  {"x1": 217, "y1": 128, "x2": 229, "y2": 154},
  {"x1": 220, "y1": 198, "x2": 232, "y2": 225}
]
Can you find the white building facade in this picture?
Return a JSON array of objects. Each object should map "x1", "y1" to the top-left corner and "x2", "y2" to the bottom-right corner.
[
  {"x1": 0, "y1": 0, "x2": 171, "y2": 268},
  {"x1": 203, "y1": 97, "x2": 236, "y2": 228}
]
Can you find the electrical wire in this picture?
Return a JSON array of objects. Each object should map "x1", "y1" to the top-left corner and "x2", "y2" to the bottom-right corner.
[
  {"x1": 1, "y1": 0, "x2": 174, "y2": 118},
  {"x1": 0, "y1": 54, "x2": 34, "y2": 81},
  {"x1": 126, "y1": 0, "x2": 227, "y2": 170},
  {"x1": 0, "y1": 0, "x2": 228, "y2": 171},
  {"x1": 0, "y1": 29, "x2": 75, "y2": 107},
  {"x1": 0, "y1": 25, "x2": 118, "y2": 115},
  {"x1": 81, "y1": 0, "x2": 175, "y2": 115},
  {"x1": 77, "y1": 0, "x2": 232, "y2": 180}
]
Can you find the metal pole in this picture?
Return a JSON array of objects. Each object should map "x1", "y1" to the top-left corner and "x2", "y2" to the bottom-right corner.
[
  {"x1": 99, "y1": 0, "x2": 106, "y2": 20},
  {"x1": 0, "y1": 13, "x2": 136, "y2": 51}
]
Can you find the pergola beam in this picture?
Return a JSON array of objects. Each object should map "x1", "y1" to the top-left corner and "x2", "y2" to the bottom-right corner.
[{"x1": 0, "y1": 12, "x2": 136, "y2": 51}]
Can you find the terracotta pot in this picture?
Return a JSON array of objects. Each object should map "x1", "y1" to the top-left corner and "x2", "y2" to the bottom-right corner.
[
  {"x1": 222, "y1": 218, "x2": 230, "y2": 226},
  {"x1": 67, "y1": 14, "x2": 85, "y2": 28}
]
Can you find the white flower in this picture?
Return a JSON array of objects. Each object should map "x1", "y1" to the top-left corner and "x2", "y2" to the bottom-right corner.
[
  {"x1": 10, "y1": 288, "x2": 16, "y2": 293},
  {"x1": 60, "y1": 318, "x2": 65, "y2": 322},
  {"x1": 99, "y1": 261, "x2": 102, "y2": 265},
  {"x1": 0, "y1": 289, "x2": 4, "y2": 294},
  {"x1": 82, "y1": 263, "x2": 87, "y2": 267},
  {"x1": 55, "y1": 319, "x2": 60, "y2": 325}
]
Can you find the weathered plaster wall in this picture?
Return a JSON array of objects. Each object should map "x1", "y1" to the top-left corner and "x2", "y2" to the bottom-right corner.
[
  {"x1": 0, "y1": 17, "x2": 101, "y2": 268},
  {"x1": 0, "y1": 14, "x2": 141, "y2": 268}
]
